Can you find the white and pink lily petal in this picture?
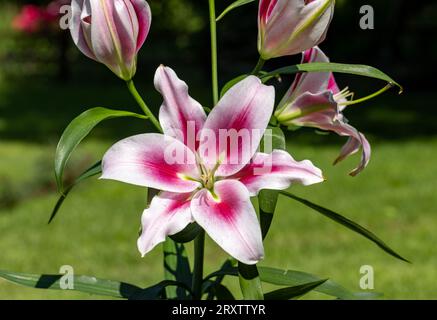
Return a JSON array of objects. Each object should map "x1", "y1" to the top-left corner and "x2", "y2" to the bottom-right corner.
[
  {"x1": 198, "y1": 76, "x2": 275, "y2": 177},
  {"x1": 101, "y1": 133, "x2": 201, "y2": 193},
  {"x1": 154, "y1": 65, "x2": 207, "y2": 151},
  {"x1": 191, "y1": 180, "x2": 264, "y2": 265},
  {"x1": 137, "y1": 191, "x2": 194, "y2": 257},
  {"x1": 230, "y1": 150, "x2": 324, "y2": 196}
]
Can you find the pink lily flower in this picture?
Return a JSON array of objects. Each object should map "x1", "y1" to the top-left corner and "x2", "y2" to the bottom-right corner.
[
  {"x1": 70, "y1": 0, "x2": 151, "y2": 80},
  {"x1": 274, "y1": 46, "x2": 371, "y2": 176},
  {"x1": 258, "y1": 0, "x2": 335, "y2": 60},
  {"x1": 101, "y1": 66, "x2": 324, "y2": 264}
]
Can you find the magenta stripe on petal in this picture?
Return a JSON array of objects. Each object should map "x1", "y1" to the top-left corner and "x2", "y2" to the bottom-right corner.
[
  {"x1": 199, "y1": 76, "x2": 275, "y2": 177},
  {"x1": 101, "y1": 133, "x2": 201, "y2": 193},
  {"x1": 231, "y1": 150, "x2": 324, "y2": 196},
  {"x1": 129, "y1": 0, "x2": 152, "y2": 52},
  {"x1": 191, "y1": 180, "x2": 264, "y2": 265}
]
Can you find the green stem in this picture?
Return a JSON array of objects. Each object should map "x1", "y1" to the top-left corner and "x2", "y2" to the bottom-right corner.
[
  {"x1": 126, "y1": 79, "x2": 162, "y2": 133},
  {"x1": 189, "y1": 0, "x2": 219, "y2": 301},
  {"x1": 251, "y1": 57, "x2": 266, "y2": 75},
  {"x1": 192, "y1": 230, "x2": 205, "y2": 299},
  {"x1": 208, "y1": 0, "x2": 219, "y2": 105}
]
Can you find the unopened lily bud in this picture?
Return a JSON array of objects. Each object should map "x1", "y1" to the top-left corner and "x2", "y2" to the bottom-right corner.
[
  {"x1": 258, "y1": 0, "x2": 335, "y2": 60},
  {"x1": 70, "y1": 0, "x2": 151, "y2": 80}
]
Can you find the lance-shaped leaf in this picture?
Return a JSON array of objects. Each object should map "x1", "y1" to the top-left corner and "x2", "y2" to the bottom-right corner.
[
  {"x1": 279, "y1": 191, "x2": 410, "y2": 263},
  {"x1": 258, "y1": 267, "x2": 356, "y2": 300},
  {"x1": 264, "y1": 279, "x2": 328, "y2": 300},
  {"x1": 205, "y1": 265, "x2": 374, "y2": 300},
  {"x1": 49, "y1": 161, "x2": 102, "y2": 224},
  {"x1": 261, "y1": 63, "x2": 403, "y2": 93},
  {"x1": 55, "y1": 107, "x2": 147, "y2": 193},
  {"x1": 238, "y1": 263, "x2": 264, "y2": 300},
  {"x1": 216, "y1": 0, "x2": 256, "y2": 21},
  {"x1": 0, "y1": 270, "x2": 189, "y2": 300},
  {"x1": 258, "y1": 126, "x2": 286, "y2": 239},
  {"x1": 204, "y1": 260, "x2": 235, "y2": 300}
]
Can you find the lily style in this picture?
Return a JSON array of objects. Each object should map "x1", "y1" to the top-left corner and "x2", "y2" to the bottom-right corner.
[
  {"x1": 101, "y1": 66, "x2": 324, "y2": 264},
  {"x1": 70, "y1": 0, "x2": 152, "y2": 80},
  {"x1": 258, "y1": 0, "x2": 335, "y2": 60},
  {"x1": 275, "y1": 46, "x2": 371, "y2": 176}
]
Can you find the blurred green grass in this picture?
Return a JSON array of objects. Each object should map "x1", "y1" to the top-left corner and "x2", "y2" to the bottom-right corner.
[
  {"x1": 0, "y1": 137, "x2": 436, "y2": 299},
  {"x1": 0, "y1": 0, "x2": 436, "y2": 301}
]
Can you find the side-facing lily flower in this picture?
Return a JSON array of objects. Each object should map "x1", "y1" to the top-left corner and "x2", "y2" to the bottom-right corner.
[
  {"x1": 274, "y1": 46, "x2": 371, "y2": 176},
  {"x1": 70, "y1": 0, "x2": 151, "y2": 80},
  {"x1": 101, "y1": 66, "x2": 324, "y2": 264},
  {"x1": 258, "y1": 0, "x2": 335, "y2": 60}
]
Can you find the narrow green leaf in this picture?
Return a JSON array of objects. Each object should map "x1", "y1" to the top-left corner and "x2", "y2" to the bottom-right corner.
[
  {"x1": 264, "y1": 279, "x2": 328, "y2": 300},
  {"x1": 216, "y1": 0, "x2": 255, "y2": 21},
  {"x1": 219, "y1": 74, "x2": 248, "y2": 98},
  {"x1": 0, "y1": 270, "x2": 188, "y2": 299},
  {"x1": 258, "y1": 267, "x2": 356, "y2": 300},
  {"x1": 204, "y1": 263, "x2": 238, "y2": 283},
  {"x1": 279, "y1": 191, "x2": 409, "y2": 263},
  {"x1": 130, "y1": 280, "x2": 193, "y2": 300},
  {"x1": 0, "y1": 270, "x2": 138, "y2": 298},
  {"x1": 163, "y1": 239, "x2": 192, "y2": 299},
  {"x1": 49, "y1": 161, "x2": 102, "y2": 224},
  {"x1": 55, "y1": 107, "x2": 147, "y2": 193},
  {"x1": 259, "y1": 127, "x2": 286, "y2": 239},
  {"x1": 238, "y1": 263, "x2": 264, "y2": 300},
  {"x1": 204, "y1": 260, "x2": 235, "y2": 300},
  {"x1": 205, "y1": 265, "x2": 365, "y2": 300},
  {"x1": 261, "y1": 63, "x2": 403, "y2": 93}
]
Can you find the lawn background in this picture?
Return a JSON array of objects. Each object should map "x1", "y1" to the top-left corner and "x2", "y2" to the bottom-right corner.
[{"x1": 1, "y1": 0, "x2": 436, "y2": 299}]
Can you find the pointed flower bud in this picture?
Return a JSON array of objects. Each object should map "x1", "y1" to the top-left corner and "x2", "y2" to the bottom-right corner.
[
  {"x1": 70, "y1": 0, "x2": 151, "y2": 80},
  {"x1": 258, "y1": 0, "x2": 335, "y2": 60}
]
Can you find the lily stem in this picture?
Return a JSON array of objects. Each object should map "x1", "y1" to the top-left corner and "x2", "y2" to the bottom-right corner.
[
  {"x1": 192, "y1": 230, "x2": 205, "y2": 299},
  {"x1": 126, "y1": 79, "x2": 162, "y2": 133},
  {"x1": 190, "y1": 0, "x2": 217, "y2": 301},
  {"x1": 251, "y1": 57, "x2": 266, "y2": 75},
  {"x1": 208, "y1": 0, "x2": 219, "y2": 105}
]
